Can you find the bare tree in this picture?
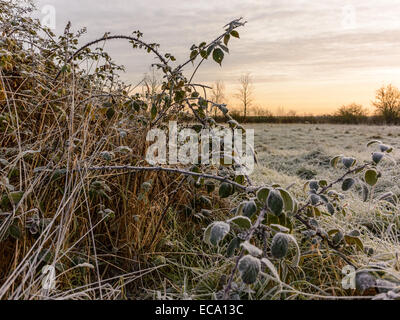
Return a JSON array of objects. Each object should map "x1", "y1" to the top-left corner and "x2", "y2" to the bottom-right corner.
[
  {"x1": 276, "y1": 106, "x2": 285, "y2": 117},
  {"x1": 372, "y1": 84, "x2": 400, "y2": 122},
  {"x1": 210, "y1": 80, "x2": 226, "y2": 117},
  {"x1": 142, "y1": 69, "x2": 160, "y2": 97},
  {"x1": 249, "y1": 105, "x2": 273, "y2": 117},
  {"x1": 235, "y1": 73, "x2": 253, "y2": 119}
]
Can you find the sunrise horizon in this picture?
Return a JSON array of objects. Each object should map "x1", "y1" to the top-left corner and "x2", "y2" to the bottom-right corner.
[{"x1": 32, "y1": 0, "x2": 400, "y2": 116}]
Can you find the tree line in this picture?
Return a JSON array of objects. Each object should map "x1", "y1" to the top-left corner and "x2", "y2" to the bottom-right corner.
[{"x1": 210, "y1": 75, "x2": 400, "y2": 124}]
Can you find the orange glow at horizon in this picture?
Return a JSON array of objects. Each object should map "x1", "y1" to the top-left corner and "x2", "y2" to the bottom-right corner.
[{"x1": 213, "y1": 76, "x2": 400, "y2": 116}]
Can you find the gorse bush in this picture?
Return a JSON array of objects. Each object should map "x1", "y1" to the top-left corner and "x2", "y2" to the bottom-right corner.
[{"x1": 1, "y1": 0, "x2": 400, "y2": 300}]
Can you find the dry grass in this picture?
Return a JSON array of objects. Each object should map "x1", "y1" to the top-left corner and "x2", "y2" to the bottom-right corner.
[
  {"x1": 0, "y1": 0, "x2": 216, "y2": 299},
  {"x1": 0, "y1": 68, "x2": 200, "y2": 298}
]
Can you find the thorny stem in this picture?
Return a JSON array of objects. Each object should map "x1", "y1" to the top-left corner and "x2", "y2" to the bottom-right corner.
[
  {"x1": 320, "y1": 162, "x2": 371, "y2": 194},
  {"x1": 223, "y1": 207, "x2": 268, "y2": 299},
  {"x1": 175, "y1": 17, "x2": 246, "y2": 73},
  {"x1": 53, "y1": 35, "x2": 169, "y2": 82},
  {"x1": 54, "y1": 17, "x2": 246, "y2": 85},
  {"x1": 36, "y1": 165, "x2": 257, "y2": 193}
]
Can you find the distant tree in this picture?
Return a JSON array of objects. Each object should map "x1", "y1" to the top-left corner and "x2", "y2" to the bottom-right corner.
[
  {"x1": 210, "y1": 80, "x2": 226, "y2": 117},
  {"x1": 275, "y1": 106, "x2": 286, "y2": 117},
  {"x1": 235, "y1": 73, "x2": 253, "y2": 119},
  {"x1": 372, "y1": 84, "x2": 400, "y2": 122},
  {"x1": 286, "y1": 109, "x2": 297, "y2": 117},
  {"x1": 142, "y1": 69, "x2": 160, "y2": 97},
  {"x1": 249, "y1": 105, "x2": 273, "y2": 117},
  {"x1": 230, "y1": 109, "x2": 242, "y2": 119},
  {"x1": 335, "y1": 103, "x2": 369, "y2": 123}
]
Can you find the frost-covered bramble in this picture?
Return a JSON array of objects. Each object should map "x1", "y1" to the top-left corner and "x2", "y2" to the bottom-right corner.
[{"x1": 203, "y1": 137, "x2": 397, "y2": 299}]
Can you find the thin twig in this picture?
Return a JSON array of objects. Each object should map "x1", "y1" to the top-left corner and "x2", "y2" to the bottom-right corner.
[
  {"x1": 54, "y1": 35, "x2": 169, "y2": 82},
  {"x1": 223, "y1": 207, "x2": 268, "y2": 299}
]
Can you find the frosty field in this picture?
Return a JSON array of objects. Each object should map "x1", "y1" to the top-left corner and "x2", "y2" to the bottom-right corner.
[
  {"x1": 244, "y1": 123, "x2": 400, "y2": 297},
  {"x1": 250, "y1": 123, "x2": 400, "y2": 192}
]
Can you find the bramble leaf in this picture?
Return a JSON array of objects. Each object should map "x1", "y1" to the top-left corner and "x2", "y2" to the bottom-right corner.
[
  {"x1": 342, "y1": 157, "x2": 356, "y2": 169},
  {"x1": 219, "y1": 182, "x2": 233, "y2": 198},
  {"x1": 243, "y1": 200, "x2": 257, "y2": 218},
  {"x1": 356, "y1": 272, "x2": 376, "y2": 293},
  {"x1": 240, "y1": 241, "x2": 262, "y2": 257},
  {"x1": 256, "y1": 187, "x2": 270, "y2": 203},
  {"x1": 228, "y1": 216, "x2": 252, "y2": 229},
  {"x1": 342, "y1": 178, "x2": 355, "y2": 191},
  {"x1": 227, "y1": 237, "x2": 241, "y2": 257},
  {"x1": 309, "y1": 194, "x2": 321, "y2": 205},
  {"x1": 205, "y1": 222, "x2": 230, "y2": 246},
  {"x1": 238, "y1": 255, "x2": 260, "y2": 284},
  {"x1": 205, "y1": 180, "x2": 216, "y2": 193},
  {"x1": 230, "y1": 30, "x2": 240, "y2": 38},
  {"x1": 367, "y1": 140, "x2": 382, "y2": 147},
  {"x1": 271, "y1": 233, "x2": 300, "y2": 266},
  {"x1": 372, "y1": 152, "x2": 384, "y2": 164},
  {"x1": 309, "y1": 180, "x2": 319, "y2": 191},
  {"x1": 365, "y1": 169, "x2": 378, "y2": 186},
  {"x1": 267, "y1": 190, "x2": 284, "y2": 216},
  {"x1": 379, "y1": 144, "x2": 393, "y2": 153},
  {"x1": 326, "y1": 202, "x2": 335, "y2": 215},
  {"x1": 277, "y1": 188, "x2": 294, "y2": 212},
  {"x1": 271, "y1": 233, "x2": 289, "y2": 259},
  {"x1": 223, "y1": 34, "x2": 230, "y2": 46},
  {"x1": 212, "y1": 48, "x2": 224, "y2": 66},
  {"x1": 330, "y1": 155, "x2": 342, "y2": 168}
]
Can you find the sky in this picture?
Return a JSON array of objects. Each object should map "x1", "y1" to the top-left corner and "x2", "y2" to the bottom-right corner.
[{"x1": 33, "y1": 0, "x2": 400, "y2": 115}]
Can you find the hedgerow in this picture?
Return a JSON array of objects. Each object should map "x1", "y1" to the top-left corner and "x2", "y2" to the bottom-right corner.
[{"x1": 1, "y1": 0, "x2": 399, "y2": 300}]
